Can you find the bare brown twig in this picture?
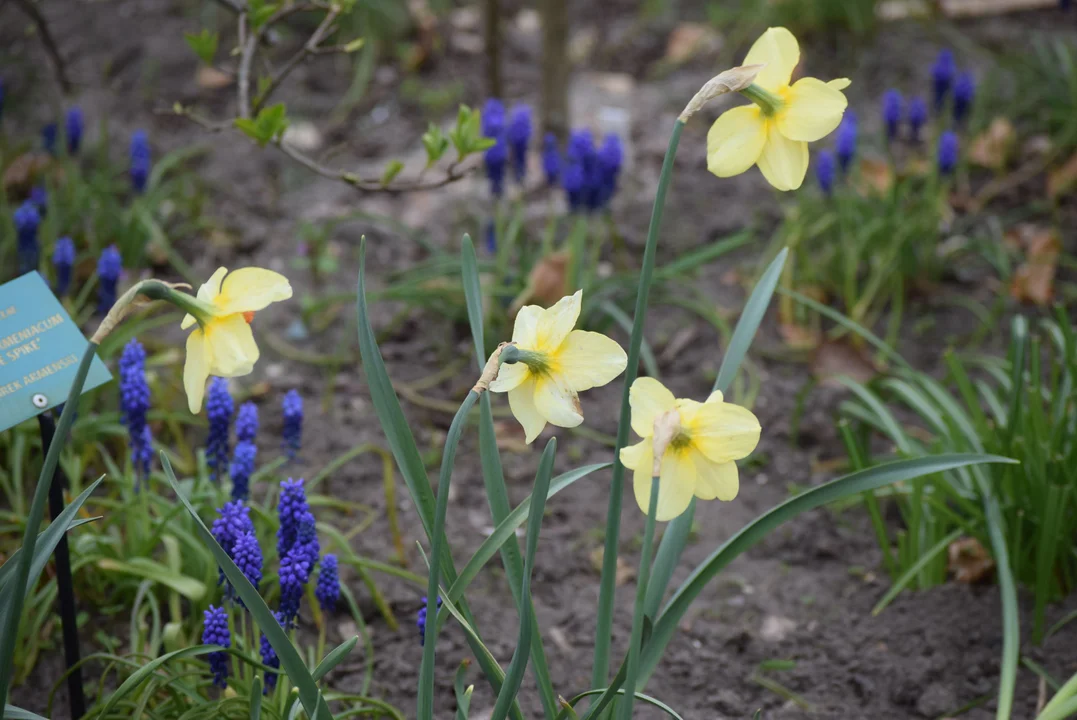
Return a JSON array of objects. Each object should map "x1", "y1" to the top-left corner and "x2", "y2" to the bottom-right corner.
[
  {"x1": 252, "y1": 7, "x2": 341, "y2": 114},
  {"x1": 10, "y1": 0, "x2": 72, "y2": 93}
]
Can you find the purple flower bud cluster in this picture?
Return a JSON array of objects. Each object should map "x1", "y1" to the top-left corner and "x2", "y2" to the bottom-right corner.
[
  {"x1": 14, "y1": 201, "x2": 40, "y2": 276},
  {"x1": 561, "y1": 129, "x2": 623, "y2": 213},
  {"x1": 119, "y1": 339, "x2": 153, "y2": 481},
  {"x1": 260, "y1": 612, "x2": 283, "y2": 691},
  {"x1": 315, "y1": 553, "x2": 340, "y2": 612},
  {"x1": 507, "y1": 105, "x2": 532, "y2": 183},
  {"x1": 30, "y1": 186, "x2": 47, "y2": 215},
  {"x1": 130, "y1": 130, "x2": 151, "y2": 193},
  {"x1": 815, "y1": 150, "x2": 836, "y2": 196},
  {"x1": 230, "y1": 402, "x2": 258, "y2": 501},
  {"x1": 417, "y1": 595, "x2": 442, "y2": 645},
  {"x1": 42, "y1": 124, "x2": 58, "y2": 155},
  {"x1": 96, "y1": 245, "x2": 122, "y2": 315},
  {"x1": 66, "y1": 106, "x2": 83, "y2": 155},
  {"x1": 282, "y1": 389, "x2": 303, "y2": 460},
  {"x1": 205, "y1": 378, "x2": 234, "y2": 481},
  {"x1": 53, "y1": 237, "x2": 75, "y2": 296},
  {"x1": 201, "y1": 605, "x2": 231, "y2": 688},
  {"x1": 231, "y1": 530, "x2": 263, "y2": 597},
  {"x1": 542, "y1": 133, "x2": 560, "y2": 186},
  {"x1": 211, "y1": 500, "x2": 257, "y2": 591},
  {"x1": 276, "y1": 478, "x2": 320, "y2": 625},
  {"x1": 482, "y1": 99, "x2": 508, "y2": 198},
  {"x1": 937, "y1": 131, "x2": 959, "y2": 175},
  {"x1": 835, "y1": 112, "x2": 858, "y2": 173}
]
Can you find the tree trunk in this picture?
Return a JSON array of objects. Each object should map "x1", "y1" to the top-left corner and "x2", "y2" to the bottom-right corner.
[
  {"x1": 484, "y1": 0, "x2": 503, "y2": 99},
  {"x1": 540, "y1": 0, "x2": 569, "y2": 140}
]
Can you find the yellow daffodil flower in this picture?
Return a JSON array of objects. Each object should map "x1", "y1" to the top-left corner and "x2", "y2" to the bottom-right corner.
[
  {"x1": 707, "y1": 27, "x2": 850, "y2": 191},
  {"x1": 180, "y1": 267, "x2": 292, "y2": 414},
  {"x1": 490, "y1": 290, "x2": 627, "y2": 444},
  {"x1": 620, "y1": 378, "x2": 761, "y2": 521}
]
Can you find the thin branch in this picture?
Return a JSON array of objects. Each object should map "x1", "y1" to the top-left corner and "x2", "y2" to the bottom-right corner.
[
  {"x1": 11, "y1": 0, "x2": 72, "y2": 93},
  {"x1": 210, "y1": 0, "x2": 244, "y2": 13},
  {"x1": 252, "y1": 8, "x2": 340, "y2": 114}
]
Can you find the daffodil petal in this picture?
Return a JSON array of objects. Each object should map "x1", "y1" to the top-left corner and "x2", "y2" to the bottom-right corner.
[
  {"x1": 535, "y1": 290, "x2": 582, "y2": 352},
  {"x1": 705, "y1": 390, "x2": 724, "y2": 404},
  {"x1": 629, "y1": 377, "x2": 677, "y2": 439},
  {"x1": 184, "y1": 329, "x2": 210, "y2": 414},
  {"x1": 707, "y1": 106, "x2": 767, "y2": 178},
  {"x1": 512, "y1": 305, "x2": 543, "y2": 347},
  {"x1": 776, "y1": 77, "x2": 848, "y2": 142},
  {"x1": 204, "y1": 314, "x2": 260, "y2": 377},
  {"x1": 743, "y1": 27, "x2": 799, "y2": 92},
  {"x1": 694, "y1": 454, "x2": 739, "y2": 502},
  {"x1": 756, "y1": 122, "x2": 808, "y2": 191},
  {"x1": 180, "y1": 313, "x2": 196, "y2": 330},
  {"x1": 489, "y1": 361, "x2": 529, "y2": 393},
  {"x1": 198, "y1": 267, "x2": 228, "y2": 304},
  {"x1": 555, "y1": 330, "x2": 627, "y2": 392},
  {"x1": 533, "y1": 374, "x2": 583, "y2": 429},
  {"x1": 827, "y1": 78, "x2": 851, "y2": 91},
  {"x1": 215, "y1": 268, "x2": 293, "y2": 315},
  {"x1": 508, "y1": 377, "x2": 546, "y2": 444},
  {"x1": 633, "y1": 449, "x2": 696, "y2": 521},
  {"x1": 619, "y1": 439, "x2": 651, "y2": 471},
  {"x1": 686, "y1": 401, "x2": 761, "y2": 464}
]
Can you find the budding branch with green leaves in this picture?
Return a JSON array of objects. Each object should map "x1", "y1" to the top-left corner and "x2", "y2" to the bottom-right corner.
[{"x1": 169, "y1": 0, "x2": 494, "y2": 193}]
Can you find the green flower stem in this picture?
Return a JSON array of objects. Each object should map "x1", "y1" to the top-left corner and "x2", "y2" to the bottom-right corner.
[
  {"x1": 740, "y1": 84, "x2": 783, "y2": 116},
  {"x1": 618, "y1": 476, "x2": 661, "y2": 720},
  {"x1": 567, "y1": 214, "x2": 589, "y2": 292},
  {"x1": 418, "y1": 389, "x2": 480, "y2": 720},
  {"x1": 592, "y1": 118, "x2": 684, "y2": 688},
  {"x1": 0, "y1": 341, "x2": 97, "y2": 710}
]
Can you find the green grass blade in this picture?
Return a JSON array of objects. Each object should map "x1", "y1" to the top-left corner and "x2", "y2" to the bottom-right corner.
[
  {"x1": 454, "y1": 661, "x2": 474, "y2": 720},
  {"x1": 593, "y1": 118, "x2": 686, "y2": 690},
  {"x1": 0, "y1": 341, "x2": 98, "y2": 710},
  {"x1": 312, "y1": 635, "x2": 358, "y2": 682},
  {"x1": 250, "y1": 676, "x2": 263, "y2": 720},
  {"x1": 871, "y1": 529, "x2": 961, "y2": 615},
  {"x1": 96, "y1": 645, "x2": 219, "y2": 717},
  {"x1": 640, "y1": 454, "x2": 1017, "y2": 684},
  {"x1": 161, "y1": 454, "x2": 332, "y2": 720},
  {"x1": 95, "y1": 558, "x2": 206, "y2": 600},
  {"x1": 460, "y1": 234, "x2": 486, "y2": 361},
  {"x1": 619, "y1": 475, "x2": 661, "y2": 720},
  {"x1": 4, "y1": 705, "x2": 50, "y2": 720},
  {"x1": 564, "y1": 689, "x2": 684, "y2": 720},
  {"x1": 491, "y1": 438, "x2": 556, "y2": 720}
]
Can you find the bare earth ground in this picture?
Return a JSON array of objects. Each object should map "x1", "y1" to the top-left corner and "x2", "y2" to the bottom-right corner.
[{"x1": 3, "y1": 1, "x2": 1077, "y2": 718}]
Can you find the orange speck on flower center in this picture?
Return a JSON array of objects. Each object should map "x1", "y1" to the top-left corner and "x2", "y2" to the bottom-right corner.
[{"x1": 243, "y1": 311, "x2": 256, "y2": 324}]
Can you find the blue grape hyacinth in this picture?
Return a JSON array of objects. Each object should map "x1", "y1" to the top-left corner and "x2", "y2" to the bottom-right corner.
[
  {"x1": 563, "y1": 129, "x2": 596, "y2": 212},
  {"x1": 66, "y1": 106, "x2": 83, "y2": 154},
  {"x1": 14, "y1": 201, "x2": 40, "y2": 276},
  {"x1": 205, "y1": 378, "x2": 233, "y2": 479},
  {"x1": 882, "y1": 89, "x2": 903, "y2": 142},
  {"x1": 542, "y1": 133, "x2": 560, "y2": 187},
  {"x1": 119, "y1": 339, "x2": 153, "y2": 481},
  {"x1": 130, "y1": 130, "x2": 151, "y2": 193},
  {"x1": 277, "y1": 478, "x2": 311, "y2": 558},
  {"x1": 953, "y1": 71, "x2": 974, "y2": 124},
  {"x1": 235, "y1": 402, "x2": 258, "y2": 443},
  {"x1": 815, "y1": 149, "x2": 836, "y2": 196},
  {"x1": 937, "y1": 131, "x2": 959, "y2": 175},
  {"x1": 96, "y1": 245, "x2": 122, "y2": 315},
  {"x1": 260, "y1": 612, "x2": 283, "y2": 691},
  {"x1": 52, "y1": 237, "x2": 75, "y2": 296},
  {"x1": 211, "y1": 499, "x2": 256, "y2": 589},
  {"x1": 282, "y1": 389, "x2": 303, "y2": 460},
  {"x1": 231, "y1": 530, "x2": 263, "y2": 597},
  {"x1": 908, "y1": 96, "x2": 928, "y2": 142},
  {"x1": 42, "y1": 123, "x2": 58, "y2": 155},
  {"x1": 315, "y1": 554, "x2": 340, "y2": 612},
  {"x1": 30, "y1": 186, "x2": 47, "y2": 215},
  {"x1": 229, "y1": 440, "x2": 256, "y2": 501},
  {"x1": 417, "y1": 595, "x2": 443, "y2": 645},
  {"x1": 202, "y1": 605, "x2": 231, "y2": 688},
  {"x1": 296, "y1": 511, "x2": 320, "y2": 570},
  {"x1": 594, "y1": 134, "x2": 623, "y2": 210},
  {"x1": 482, "y1": 99, "x2": 507, "y2": 198},
  {"x1": 932, "y1": 49, "x2": 955, "y2": 111},
  {"x1": 835, "y1": 112, "x2": 858, "y2": 173},
  {"x1": 279, "y1": 542, "x2": 312, "y2": 625},
  {"x1": 507, "y1": 105, "x2": 532, "y2": 183}
]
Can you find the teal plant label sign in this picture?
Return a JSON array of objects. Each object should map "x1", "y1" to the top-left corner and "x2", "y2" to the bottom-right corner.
[{"x1": 0, "y1": 272, "x2": 112, "y2": 432}]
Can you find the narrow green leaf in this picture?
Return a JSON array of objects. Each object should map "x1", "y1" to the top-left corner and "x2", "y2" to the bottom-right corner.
[
  {"x1": 871, "y1": 529, "x2": 961, "y2": 615},
  {"x1": 312, "y1": 635, "x2": 358, "y2": 682},
  {"x1": 250, "y1": 676, "x2": 263, "y2": 720},
  {"x1": 161, "y1": 455, "x2": 332, "y2": 720},
  {"x1": 183, "y1": 29, "x2": 218, "y2": 64},
  {"x1": 491, "y1": 438, "x2": 557, "y2": 720},
  {"x1": 97, "y1": 645, "x2": 219, "y2": 717},
  {"x1": 454, "y1": 661, "x2": 474, "y2": 720},
  {"x1": 4, "y1": 705, "x2": 49, "y2": 720},
  {"x1": 714, "y1": 248, "x2": 787, "y2": 394},
  {"x1": 460, "y1": 234, "x2": 485, "y2": 360},
  {"x1": 96, "y1": 558, "x2": 206, "y2": 600},
  {"x1": 640, "y1": 454, "x2": 1017, "y2": 684},
  {"x1": 563, "y1": 689, "x2": 685, "y2": 720}
]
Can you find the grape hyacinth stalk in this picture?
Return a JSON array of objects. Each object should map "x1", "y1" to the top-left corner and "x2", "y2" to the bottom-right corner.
[
  {"x1": 882, "y1": 89, "x2": 903, "y2": 143},
  {"x1": 938, "y1": 131, "x2": 959, "y2": 175},
  {"x1": 542, "y1": 133, "x2": 560, "y2": 187},
  {"x1": 235, "y1": 401, "x2": 258, "y2": 442},
  {"x1": 315, "y1": 554, "x2": 339, "y2": 612},
  {"x1": 282, "y1": 389, "x2": 303, "y2": 460},
  {"x1": 953, "y1": 71, "x2": 974, "y2": 124},
  {"x1": 815, "y1": 149, "x2": 836, "y2": 196},
  {"x1": 835, "y1": 112, "x2": 858, "y2": 173},
  {"x1": 276, "y1": 478, "x2": 311, "y2": 562},
  {"x1": 564, "y1": 129, "x2": 596, "y2": 212},
  {"x1": 14, "y1": 201, "x2": 40, "y2": 276},
  {"x1": 205, "y1": 378, "x2": 234, "y2": 481},
  {"x1": 201, "y1": 605, "x2": 231, "y2": 688},
  {"x1": 96, "y1": 245, "x2": 122, "y2": 315},
  {"x1": 230, "y1": 402, "x2": 258, "y2": 500},
  {"x1": 119, "y1": 339, "x2": 153, "y2": 482},
  {"x1": 278, "y1": 542, "x2": 312, "y2": 625},
  {"x1": 932, "y1": 49, "x2": 955, "y2": 111},
  {"x1": 52, "y1": 237, "x2": 75, "y2": 296},
  {"x1": 594, "y1": 134, "x2": 624, "y2": 211},
  {"x1": 908, "y1": 96, "x2": 928, "y2": 142},
  {"x1": 211, "y1": 500, "x2": 256, "y2": 591},
  {"x1": 481, "y1": 99, "x2": 507, "y2": 198},
  {"x1": 416, "y1": 596, "x2": 442, "y2": 645},
  {"x1": 130, "y1": 130, "x2": 151, "y2": 193},
  {"x1": 507, "y1": 105, "x2": 532, "y2": 183},
  {"x1": 66, "y1": 106, "x2": 84, "y2": 154}
]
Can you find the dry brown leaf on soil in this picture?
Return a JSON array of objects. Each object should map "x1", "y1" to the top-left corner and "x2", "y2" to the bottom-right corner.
[
  {"x1": 855, "y1": 157, "x2": 894, "y2": 195},
  {"x1": 1047, "y1": 151, "x2": 1077, "y2": 199},
  {"x1": 948, "y1": 537, "x2": 995, "y2": 584},
  {"x1": 665, "y1": 23, "x2": 721, "y2": 65},
  {"x1": 810, "y1": 340, "x2": 879, "y2": 388},
  {"x1": 196, "y1": 65, "x2": 233, "y2": 90},
  {"x1": 507, "y1": 252, "x2": 569, "y2": 318},
  {"x1": 589, "y1": 547, "x2": 635, "y2": 585},
  {"x1": 2, "y1": 153, "x2": 54, "y2": 192},
  {"x1": 969, "y1": 117, "x2": 1016, "y2": 171},
  {"x1": 1008, "y1": 225, "x2": 1060, "y2": 306},
  {"x1": 940, "y1": 0, "x2": 1056, "y2": 15},
  {"x1": 492, "y1": 420, "x2": 530, "y2": 453},
  {"x1": 779, "y1": 322, "x2": 821, "y2": 351}
]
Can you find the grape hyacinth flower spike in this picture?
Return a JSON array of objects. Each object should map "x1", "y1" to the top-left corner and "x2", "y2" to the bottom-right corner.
[
  {"x1": 202, "y1": 605, "x2": 231, "y2": 688},
  {"x1": 953, "y1": 71, "x2": 974, "y2": 124},
  {"x1": 908, "y1": 96, "x2": 928, "y2": 142},
  {"x1": 210, "y1": 500, "x2": 256, "y2": 590},
  {"x1": 205, "y1": 378, "x2": 234, "y2": 481},
  {"x1": 276, "y1": 478, "x2": 311, "y2": 559},
  {"x1": 564, "y1": 129, "x2": 596, "y2": 212},
  {"x1": 52, "y1": 237, "x2": 75, "y2": 296},
  {"x1": 417, "y1": 595, "x2": 443, "y2": 645},
  {"x1": 835, "y1": 112, "x2": 858, "y2": 173},
  {"x1": 230, "y1": 402, "x2": 258, "y2": 501},
  {"x1": 30, "y1": 186, "x2": 47, "y2": 215},
  {"x1": 119, "y1": 339, "x2": 153, "y2": 482},
  {"x1": 14, "y1": 201, "x2": 41, "y2": 276},
  {"x1": 66, "y1": 106, "x2": 84, "y2": 154},
  {"x1": 130, "y1": 130, "x2": 151, "y2": 193},
  {"x1": 595, "y1": 134, "x2": 624, "y2": 210},
  {"x1": 315, "y1": 554, "x2": 340, "y2": 612},
  {"x1": 882, "y1": 89, "x2": 903, "y2": 142},
  {"x1": 542, "y1": 133, "x2": 560, "y2": 187},
  {"x1": 278, "y1": 541, "x2": 312, "y2": 625},
  {"x1": 481, "y1": 99, "x2": 507, "y2": 198},
  {"x1": 260, "y1": 612, "x2": 284, "y2": 691},
  {"x1": 932, "y1": 49, "x2": 955, "y2": 112},
  {"x1": 815, "y1": 149, "x2": 836, "y2": 196},
  {"x1": 231, "y1": 530, "x2": 263, "y2": 599},
  {"x1": 282, "y1": 389, "x2": 303, "y2": 460},
  {"x1": 507, "y1": 105, "x2": 532, "y2": 183},
  {"x1": 937, "y1": 131, "x2": 959, "y2": 175},
  {"x1": 96, "y1": 245, "x2": 122, "y2": 315},
  {"x1": 42, "y1": 124, "x2": 58, "y2": 155}
]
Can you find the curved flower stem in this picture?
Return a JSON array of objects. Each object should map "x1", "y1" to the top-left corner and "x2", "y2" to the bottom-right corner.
[
  {"x1": 591, "y1": 119, "x2": 685, "y2": 689},
  {"x1": 618, "y1": 475, "x2": 661, "y2": 720},
  {"x1": 418, "y1": 388, "x2": 480, "y2": 720}
]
